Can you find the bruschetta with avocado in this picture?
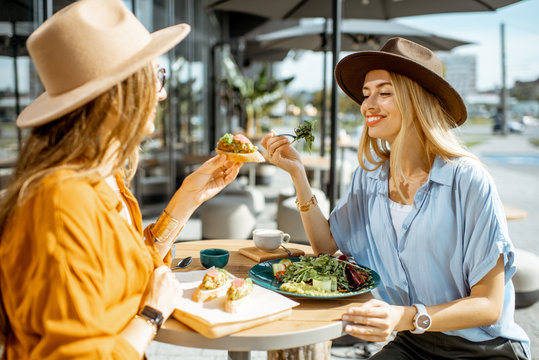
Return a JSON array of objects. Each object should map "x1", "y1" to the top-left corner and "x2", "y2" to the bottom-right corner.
[
  {"x1": 192, "y1": 268, "x2": 231, "y2": 303},
  {"x1": 216, "y1": 133, "x2": 265, "y2": 163},
  {"x1": 224, "y1": 278, "x2": 254, "y2": 313}
]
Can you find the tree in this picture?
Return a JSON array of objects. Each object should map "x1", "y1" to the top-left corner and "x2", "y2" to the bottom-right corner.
[
  {"x1": 221, "y1": 56, "x2": 294, "y2": 137},
  {"x1": 510, "y1": 79, "x2": 539, "y2": 102}
]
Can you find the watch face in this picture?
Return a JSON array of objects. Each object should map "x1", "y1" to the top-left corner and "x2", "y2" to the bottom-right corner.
[{"x1": 417, "y1": 314, "x2": 431, "y2": 329}]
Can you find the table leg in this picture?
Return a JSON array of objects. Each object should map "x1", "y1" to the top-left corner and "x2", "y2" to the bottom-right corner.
[
  {"x1": 228, "y1": 350, "x2": 251, "y2": 360},
  {"x1": 268, "y1": 341, "x2": 331, "y2": 360}
]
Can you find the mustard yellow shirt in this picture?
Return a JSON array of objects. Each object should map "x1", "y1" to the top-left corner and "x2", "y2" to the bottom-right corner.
[{"x1": 0, "y1": 171, "x2": 166, "y2": 359}]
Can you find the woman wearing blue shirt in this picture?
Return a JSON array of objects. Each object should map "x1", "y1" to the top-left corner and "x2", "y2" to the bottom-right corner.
[{"x1": 261, "y1": 37, "x2": 530, "y2": 359}]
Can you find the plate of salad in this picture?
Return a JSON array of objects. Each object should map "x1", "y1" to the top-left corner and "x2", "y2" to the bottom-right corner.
[{"x1": 248, "y1": 254, "x2": 380, "y2": 299}]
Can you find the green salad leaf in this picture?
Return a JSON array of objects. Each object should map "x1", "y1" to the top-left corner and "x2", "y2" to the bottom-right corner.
[{"x1": 280, "y1": 254, "x2": 358, "y2": 291}]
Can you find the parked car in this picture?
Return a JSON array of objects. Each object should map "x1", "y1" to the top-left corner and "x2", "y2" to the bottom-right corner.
[{"x1": 507, "y1": 121, "x2": 524, "y2": 134}]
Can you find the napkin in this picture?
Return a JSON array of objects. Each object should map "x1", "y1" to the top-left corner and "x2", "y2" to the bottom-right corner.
[{"x1": 174, "y1": 270, "x2": 299, "y2": 326}]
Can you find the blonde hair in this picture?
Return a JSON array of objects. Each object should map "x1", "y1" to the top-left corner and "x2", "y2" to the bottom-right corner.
[
  {"x1": 0, "y1": 63, "x2": 157, "y2": 233},
  {"x1": 358, "y1": 72, "x2": 476, "y2": 179}
]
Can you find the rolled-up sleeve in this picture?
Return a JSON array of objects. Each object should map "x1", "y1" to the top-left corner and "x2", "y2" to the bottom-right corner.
[{"x1": 458, "y1": 164, "x2": 515, "y2": 288}]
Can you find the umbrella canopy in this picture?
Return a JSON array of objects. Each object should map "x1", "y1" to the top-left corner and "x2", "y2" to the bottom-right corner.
[
  {"x1": 242, "y1": 41, "x2": 290, "y2": 65},
  {"x1": 254, "y1": 19, "x2": 471, "y2": 52},
  {"x1": 240, "y1": 19, "x2": 301, "y2": 64},
  {"x1": 206, "y1": 0, "x2": 520, "y2": 19}
]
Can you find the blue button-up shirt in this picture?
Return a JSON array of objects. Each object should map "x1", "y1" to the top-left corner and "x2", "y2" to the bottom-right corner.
[{"x1": 330, "y1": 156, "x2": 530, "y2": 357}]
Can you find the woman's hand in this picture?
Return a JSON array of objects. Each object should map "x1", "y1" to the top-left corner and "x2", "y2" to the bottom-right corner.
[
  {"x1": 261, "y1": 131, "x2": 303, "y2": 175},
  {"x1": 141, "y1": 265, "x2": 183, "y2": 319},
  {"x1": 181, "y1": 154, "x2": 241, "y2": 204},
  {"x1": 121, "y1": 266, "x2": 182, "y2": 355},
  {"x1": 342, "y1": 299, "x2": 404, "y2": 342},
  {"x1": 166, "y1": 155, "x2": 241, "y2": 219}
]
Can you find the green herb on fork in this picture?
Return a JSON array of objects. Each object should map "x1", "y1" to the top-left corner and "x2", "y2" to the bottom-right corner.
[{"x1": 277, "y1": 120, "x2": 315, "y2": 152}]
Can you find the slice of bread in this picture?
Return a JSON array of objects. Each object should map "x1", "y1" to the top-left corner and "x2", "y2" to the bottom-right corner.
[
  {"x1": 191, "y1": 268, "x2": 231, "y2": 303},
  {"x1": 216, "y1": 149, "x2": 265, "y2": 163},
  {"x1": 224, "y1": 278, "x2": 254, "y2": 313},
  {"x1": 192, "y1": 283, "x2": 230, "y2": 303},
  {"x1": 224, "y1": 293, "x2": 252, "y2": 313}
]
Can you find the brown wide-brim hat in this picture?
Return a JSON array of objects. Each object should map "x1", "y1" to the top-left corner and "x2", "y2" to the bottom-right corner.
[
  {"x1": 335, "y1": 37, "x2": 467, "y2": 126},
  {"x1": 17, "y1": 0, "x2": 191, "y2": 128}
]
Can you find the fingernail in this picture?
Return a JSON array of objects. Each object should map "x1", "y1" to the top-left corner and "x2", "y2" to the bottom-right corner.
[{"x1": 342, "y1": 315, "x2": 349, "y2": 321}]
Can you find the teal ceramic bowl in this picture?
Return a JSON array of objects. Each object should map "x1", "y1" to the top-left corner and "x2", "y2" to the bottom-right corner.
[{"x1": 200, "y1": 248, "x2": 229, "y2": 269}]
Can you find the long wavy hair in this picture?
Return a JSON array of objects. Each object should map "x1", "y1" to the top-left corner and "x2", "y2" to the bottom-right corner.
[
  {"x1": 0, "y1": 63, "x2": 157, "y2": 340},
  {"x1": 358, "y1": 72, "x2": 477, "y2": 179}
]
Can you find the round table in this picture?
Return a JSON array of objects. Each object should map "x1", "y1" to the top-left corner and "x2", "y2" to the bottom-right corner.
[
  {"x1": 502, "y1": 203, "x2": 528, "y2": 221},
  {"x1": 156, "y1": 240, "x2": 371, "y2": 360}
]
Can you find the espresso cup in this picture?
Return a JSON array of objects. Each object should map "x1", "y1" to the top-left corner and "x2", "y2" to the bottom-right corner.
[{"x1": 253, "y1": 229, "x2": 291, "y2": 252}]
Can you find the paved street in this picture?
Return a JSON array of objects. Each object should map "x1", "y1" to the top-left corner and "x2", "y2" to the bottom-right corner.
[
  {"x1": 468, "y1": 127, "x2": 539, "y2": 360},
  {"x1": 147, "y1": 124, "x2": 539, "y2": 359}
]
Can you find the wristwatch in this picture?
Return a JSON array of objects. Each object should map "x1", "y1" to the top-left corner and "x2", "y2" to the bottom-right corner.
[
  {"x1": 411, "y1": 304, "x2": 431, "y2": 334},
  {"x1": 138, "y1": 305, "x2": 164, "y2": 332}
]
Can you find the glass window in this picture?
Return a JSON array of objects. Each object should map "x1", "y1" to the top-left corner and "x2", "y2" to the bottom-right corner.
[{"x1": 0, "y1": 0, "x2": 223, "y2": 202}]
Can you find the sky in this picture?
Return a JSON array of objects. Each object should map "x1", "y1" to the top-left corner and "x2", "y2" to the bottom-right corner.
[{"x1": 275, "y1": 0, "x2": 539, "y2": 93}]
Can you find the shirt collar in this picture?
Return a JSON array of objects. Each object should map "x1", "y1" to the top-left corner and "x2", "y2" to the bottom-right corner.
[
  {"x1": 428, "y1": 156, "x2": 454, "y2": 186},
  {"x1": 366, "y1": 161, "x2": 388, "y2": 182},
  {"x1": 365, "y1": 156, "x2": 454, "y2": 186}
]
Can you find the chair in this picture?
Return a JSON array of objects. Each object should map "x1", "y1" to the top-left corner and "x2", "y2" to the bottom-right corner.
[
  {"x1": 220, "y1": 182, "x2": 265, "y2": 215},
  {"x1": 199, "y1": 196, "x2": 257, "y2": 239},
  {"x1": 198, "y1": 182, "x2": 265, "y2": 239},
  {"x1": 513, "y1": 248, "x2": 539, "y2": 308}
]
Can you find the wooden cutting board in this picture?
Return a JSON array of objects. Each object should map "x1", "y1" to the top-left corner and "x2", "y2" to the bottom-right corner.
[
  {"x1": 239, "y1": 246, "x2": 305, "y2": 262},
  {"x1": 173, "y1": 308, "x2": 292, "y2": 339}
]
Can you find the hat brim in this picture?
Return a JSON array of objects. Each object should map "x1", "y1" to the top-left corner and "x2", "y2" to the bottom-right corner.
[
  {"x1": 17, "y1": 23, "x2": 191, "y2": 128},
  {"x1": 335, "y1": 51, "x2": 467, "y2": 126}
]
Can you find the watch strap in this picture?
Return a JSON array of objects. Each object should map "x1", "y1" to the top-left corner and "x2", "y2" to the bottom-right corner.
[{"x1": 138, "y1": 305, "x2": 164, "y2": 332}]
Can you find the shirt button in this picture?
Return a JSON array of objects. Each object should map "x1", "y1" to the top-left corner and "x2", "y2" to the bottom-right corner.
[{"x1": 403, "y1": 224, "x2": 408, "y2": 230}]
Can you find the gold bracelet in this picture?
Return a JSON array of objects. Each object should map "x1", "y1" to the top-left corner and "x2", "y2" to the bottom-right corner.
[
  {"x1": 150, "y1": 210, "x2": 181, "y2": 244},
  {"x1": 295, "y1": 195, "x2": 318, "y2": 212},
  {"x1": 134, "y1": 314, "x2": 157, "y2": 337}
]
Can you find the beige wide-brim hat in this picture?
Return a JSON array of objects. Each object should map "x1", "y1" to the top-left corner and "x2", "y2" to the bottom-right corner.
[
  {"x1": 335, "y1": 37, "x2": 467, "y2": 126},
  {"x1": 16, "y1": 0, "x2": 191, "y2": 128}
]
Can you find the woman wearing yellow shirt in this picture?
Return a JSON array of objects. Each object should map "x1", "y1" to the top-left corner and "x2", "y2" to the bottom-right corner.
[{"x1": 0, "y1": 0, "x2": 241, "y2": 358}]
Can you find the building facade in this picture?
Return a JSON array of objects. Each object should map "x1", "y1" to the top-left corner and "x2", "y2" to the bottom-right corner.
[
  {"x1": 438, "y1": 53, "x2": 477, "y2": 98},
  {"x1": 0, "y1": 0, "x2": 253, "y2": 205}
]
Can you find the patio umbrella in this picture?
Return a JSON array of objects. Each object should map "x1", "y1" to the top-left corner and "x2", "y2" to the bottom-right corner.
[
  {"x1": 206, "y1": 0, "x2": 521, "y2": 210},
  {"x1": 206, "y1": 0, "x2": 520, "y2": 20},
  {"x1": 238, "y1": 19, "x2": 302, "y2": 65},
  {"x1": 242, "y1": 41, "x2": 290, "y2": 65}
]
